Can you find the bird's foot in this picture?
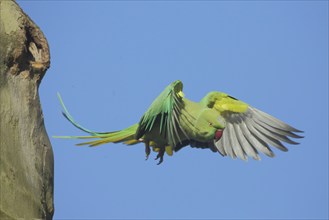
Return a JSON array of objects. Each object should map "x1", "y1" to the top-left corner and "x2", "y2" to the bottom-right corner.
[
  {"x1": 155, "y1": 148, "x2": 165, "y2": 165},
  {"x1": 145, "y1": 141, "x2": 150, "y2": 161}
]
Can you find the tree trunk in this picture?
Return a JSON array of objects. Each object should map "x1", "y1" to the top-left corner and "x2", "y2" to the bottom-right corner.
[{"x1": 0, "y1": 0, "x2": 54, "y2": 219}]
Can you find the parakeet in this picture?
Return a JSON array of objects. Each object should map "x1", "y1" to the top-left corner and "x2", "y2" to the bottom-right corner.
[{"x1": 56, "y1": 80, "x2": 303, "y2": 164}]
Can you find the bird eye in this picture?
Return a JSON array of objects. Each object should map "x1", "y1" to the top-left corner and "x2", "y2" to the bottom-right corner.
[{"x1": 208, "y1": 122, "x2": 213, "y2": 126}]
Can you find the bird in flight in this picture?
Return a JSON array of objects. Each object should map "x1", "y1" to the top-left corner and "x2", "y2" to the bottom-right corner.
[{"x1": 56, "y1": 80, "x2": 303, "y2": 164}]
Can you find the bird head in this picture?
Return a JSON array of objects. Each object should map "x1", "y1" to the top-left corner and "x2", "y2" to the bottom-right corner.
[
  {"x1": 202, "y1": 109, "x2": 226, "y2": 130},
  {"x1": 194, "y1": 108, "x2": 226, "y2": 141}
]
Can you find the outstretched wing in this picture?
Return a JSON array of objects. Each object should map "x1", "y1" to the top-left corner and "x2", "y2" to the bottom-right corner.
[
  {"x1": 204, "y1": 92, "x2": 303, "y2": 160},
  {"x1": 135, "y1": 80, "x2": 188, "y2": 146}
]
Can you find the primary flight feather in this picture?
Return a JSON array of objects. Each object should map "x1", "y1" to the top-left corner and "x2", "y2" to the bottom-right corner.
[{"x1": 56, "y1": 80, "x2": 303, "y2": 164}]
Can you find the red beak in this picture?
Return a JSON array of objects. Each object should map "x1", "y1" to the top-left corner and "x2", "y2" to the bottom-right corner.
[{"x1": 214, "y1": 130, "x2": 223, "y2": 142}]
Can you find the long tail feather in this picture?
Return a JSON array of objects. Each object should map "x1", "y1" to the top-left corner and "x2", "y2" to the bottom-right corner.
[
  {"x1": 55, "y1": 93, "x2": 140, "y2": 147},
  {"x1": 57, "y1": 93, "x2": 110, "y2": 136}
]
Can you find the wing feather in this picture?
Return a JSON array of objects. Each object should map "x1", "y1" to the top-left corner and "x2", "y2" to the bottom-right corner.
[
  {"x1": 252, "y1": 108, "x2": 302, "y2": 133},
  {"x1": 233, "y1": 122, "x2": 260, "y2": 160},
  {"x1": 249, "y1": 119, "x2": 288, "y2": 152},
  {"x1": 215, "y1": 138, "x2": 226, "y2": 156},
  {"x1": 135, "y1": 80, "x2": 187, "y2": 146},
  {"x1": 222, "y1": 127, "x2": 236, "y2": 159},
  {"x1": 227, "y1": 123, "x2": 247, "y2": 160},
  {"x1": 252, "y1": 109, "x2": 303, "y2": 139},
  {"x1": 239, "y1": 115, "x2": 275, "y2": 157},
  {"x1": 204, "y1": 92, "x2": 303, "y2": 160},
  {"x1": 251, "y1": 109, "x2": 300, "y2": 145}
]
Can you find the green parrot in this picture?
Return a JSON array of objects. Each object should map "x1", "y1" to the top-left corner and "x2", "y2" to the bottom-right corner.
[{"x1": 56, "y1": 80, "x2": 303, "y2": 164}]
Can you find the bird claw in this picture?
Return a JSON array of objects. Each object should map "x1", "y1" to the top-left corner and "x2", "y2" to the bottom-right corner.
[
  {"x1": 156, "y1": 157, "x2": 163, "y2": 165},
  {"x1": 155, "y1": 148, "x2": 165, "y2": 165},
  {"x1": 145, "y1": 141, "x2": 150, "y2": 161},
  {"x1": 145, "y1": 141, "x2": 165, "y2": 164}
]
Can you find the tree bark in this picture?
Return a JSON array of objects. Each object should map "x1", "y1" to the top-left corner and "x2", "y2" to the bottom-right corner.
[{"x1": 0, "y1": 0, "x2": 54, "y2": 219}]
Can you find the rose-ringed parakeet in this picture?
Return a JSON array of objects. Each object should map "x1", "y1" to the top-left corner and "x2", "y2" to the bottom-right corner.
[{"x1": 56, "y1": 80, "x2": 303, "y2": 164}]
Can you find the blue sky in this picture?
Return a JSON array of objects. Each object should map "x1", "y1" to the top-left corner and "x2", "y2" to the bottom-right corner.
[{"x1": 19, "y1": 1, "x2": 328, "y2": 219}]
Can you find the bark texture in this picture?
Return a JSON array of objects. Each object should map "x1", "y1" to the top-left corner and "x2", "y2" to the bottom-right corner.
[{"x1": 0, "y1": 0, "x2": 54, "y2": 219}]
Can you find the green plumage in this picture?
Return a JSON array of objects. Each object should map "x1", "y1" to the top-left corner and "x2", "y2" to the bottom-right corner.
[
  {"x1": 135, "y1": 80, "x2": 186, "y2": 146},
  {"x1": 56, "y1": 80, "x2": 303, "y2": 164}
]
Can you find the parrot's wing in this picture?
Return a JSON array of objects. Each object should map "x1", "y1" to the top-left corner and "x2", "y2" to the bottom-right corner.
[
  {"x1": 135, "y1": 80, "x2": 188, "y2": 146},
  {"x1": 206, "y1": 93, "x2": 303, "y2": 160}
]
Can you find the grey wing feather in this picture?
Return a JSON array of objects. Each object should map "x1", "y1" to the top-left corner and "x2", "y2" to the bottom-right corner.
[
  {"x1": 215, "y1": 106, "x2": 303, "y2": 160},
  {"x1": 233, "y1": 122, "x2": 260, "y2": 160},
  {"x1": 227, "y1": 123, "x2": 247, "y2": 160},
  {"x1": 223, "y1": 126, "x2": 236, "y2": 159},
  {"x1": 240, "y1": 116, "x2": 274, "y2": 157},
  {"x1": 215, "y1": 138, "x2": 226, "y2": 156}
]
